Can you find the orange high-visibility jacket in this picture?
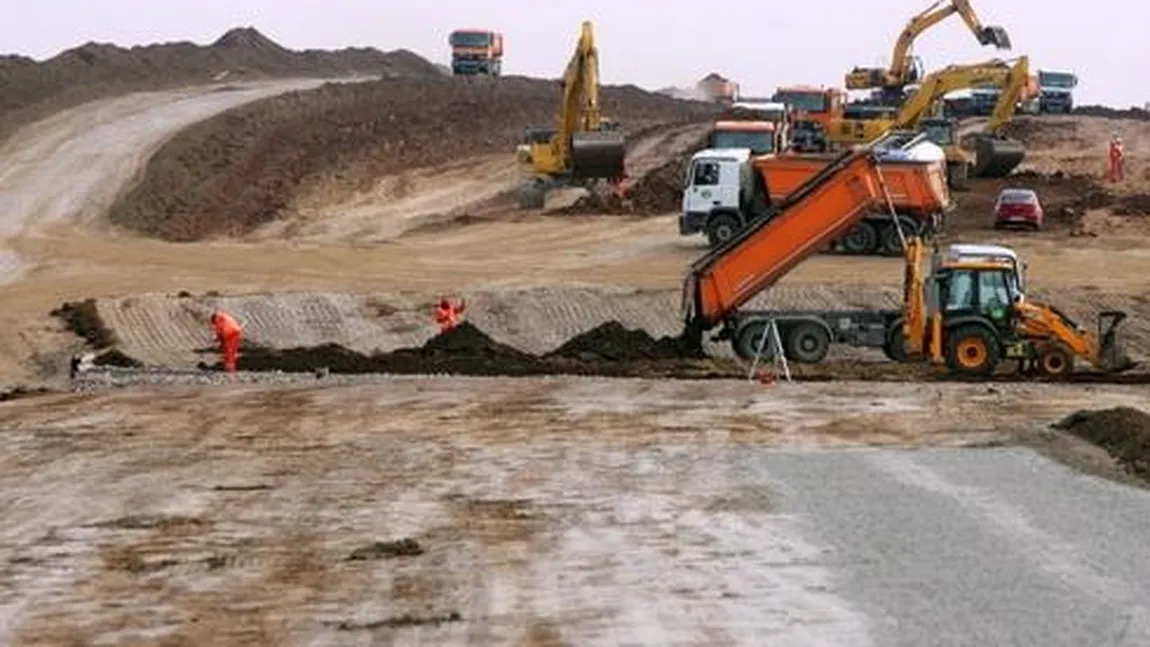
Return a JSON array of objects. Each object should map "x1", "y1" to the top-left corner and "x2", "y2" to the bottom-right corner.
[
  {"x1": 434, "y1": 301, "x2": 465, "y2": 327},
  {"x1": 211, "y1": 311, "x2": 242, "y2": 338}
]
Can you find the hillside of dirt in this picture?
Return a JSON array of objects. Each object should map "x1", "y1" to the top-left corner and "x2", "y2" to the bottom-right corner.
[
  {"x1": 1054, "y1": 407, "x2": 1150, "y2": 481},
  {"x1": 108, "y1": 77, "x2": 718, "y2": 241},
  {"x1": 0, "y1": 27, "x2": 441, "y2": 143}
]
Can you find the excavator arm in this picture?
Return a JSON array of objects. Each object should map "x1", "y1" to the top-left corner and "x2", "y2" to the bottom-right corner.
[
  {"x1": 893, "y1": 58, "x2": 1016, "y2": 129},
  {"x1": 984, "y1": 55, "x2": 1030, "y2": 134},
  {"x1": 846, "y1": 0, "x2": 1011, "y2": 94},
  {"x1": 553, "y1": 22, "x2": 601, "y2": 166}
]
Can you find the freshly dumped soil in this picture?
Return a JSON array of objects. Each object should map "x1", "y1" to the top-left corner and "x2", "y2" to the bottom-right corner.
[
  {"x1": 346, "y1": 538, "x2": 424, "y2": 561},
  {"x1": 0, "y1": 386, "x2": 55, "y2": 402},
  {"x1": 110, "y1": 75, "x2": 715, "y2": 241},
  {"x1": 207, "y1": 321, "x2": 726, "y2": 378},
  {"x1": 546, "y1": 321, "x2": 704, "y2": 361},
  {"x1": 0, "y1": 27, "x2": 442, "y2": 144},
  {"x1": 50, "y1": 299, "x2": 116, "y2": 348},
  {"x1": 92, "y1": 348, "x2": 143, "y2": 368},
  {"x1": 1053, "y1": 407, "x2": 1150, "y2": 480},
  {"x1": 555, "y1": 134, "x2": 708, "y2": 215}
]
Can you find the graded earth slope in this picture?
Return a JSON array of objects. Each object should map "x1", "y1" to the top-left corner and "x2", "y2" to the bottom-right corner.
[{"x1": 0, "y1": 27, "x2": 440, "y2": 143}]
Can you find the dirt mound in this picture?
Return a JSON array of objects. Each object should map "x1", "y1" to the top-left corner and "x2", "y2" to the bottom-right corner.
[
  {"x1": 50, "y1": 299, "x2": 116, "y2": 348},
  {"x1": 554, "y1": 133, "x2": 709, "y2": 215},
  {"x1": 109, "y1": 76, "x2": 715, "y2": 241},
  {"x1": 0, "y1": 27, "x2": 442, "y2": 144},
  {"x1": 202, "y1": 321, "x2": 724, "y2": 378},
  {"x1": 1053, "y1": 407, "x2": 1150, "y2": 480},
  {"x1": 546, "y1": 321, "x2": 705, "y2": 360}
]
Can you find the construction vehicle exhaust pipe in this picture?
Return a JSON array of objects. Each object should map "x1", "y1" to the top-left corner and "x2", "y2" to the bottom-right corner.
[
  {"x1": 1098, "y1": 310, "x2": 1137, "y2": 373},
  {"x1": 969, "y1": 134, "x2": 1025, "y2": 178},
  {"x1": 571, "y1": 130, "x2": 627, "y2": 180}
]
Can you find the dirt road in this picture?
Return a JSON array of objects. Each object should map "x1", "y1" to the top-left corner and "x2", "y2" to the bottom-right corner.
[{"x1": 0, "y1": 377, "x2": 1146, "y2": 645}]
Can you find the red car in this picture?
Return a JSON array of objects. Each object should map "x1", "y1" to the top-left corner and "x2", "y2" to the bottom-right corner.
[{"x1": 993, "y1": 188, "x2": 1044, "y2": 230}]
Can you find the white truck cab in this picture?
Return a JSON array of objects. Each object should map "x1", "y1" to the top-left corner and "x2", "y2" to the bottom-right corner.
[{"x1": 679, "y1": 148, "x2": 764, "y2": 246}]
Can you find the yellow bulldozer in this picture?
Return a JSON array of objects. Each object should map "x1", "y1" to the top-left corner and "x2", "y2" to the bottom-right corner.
[
  {"x1": 845, "y1": 0, "x2": 1011, "y2": 106},
  {"x1": 889, "y1": 237, "x2": 1133, "y2": 378},
  {"x1": 515, "y1": 21, "x2": 627, "y2": 209}
]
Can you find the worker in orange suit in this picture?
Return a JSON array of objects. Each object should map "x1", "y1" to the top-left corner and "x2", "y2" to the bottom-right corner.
[
  {"x1": 1107, "y1": 133, "x2": 1125, "y2": 182},
  {"x1": 434, "y1": 298, "x2": 465, "y2": 333},
  {"x1": 210, "y1": 310, "x2": 243, "y2": 374}
]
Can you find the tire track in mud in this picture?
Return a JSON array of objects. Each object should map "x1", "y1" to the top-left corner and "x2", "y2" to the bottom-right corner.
[{"x1": 91, "y1": 284, "x2": 1150, "y2": 367}]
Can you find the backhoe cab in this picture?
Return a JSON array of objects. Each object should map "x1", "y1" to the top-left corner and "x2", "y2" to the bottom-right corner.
[
  {"x1": 895, "y1": 241, "x2": 1134, "y2": 377},
  {"x1": 517, "y1": 21, "x2": 627, "y2": 209}
]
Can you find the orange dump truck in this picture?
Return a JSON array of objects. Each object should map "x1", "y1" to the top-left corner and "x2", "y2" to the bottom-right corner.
[
  {"x1": 680, "y1": 133, "x2": 951, "y2": 254},
  {"x1": 680, "y1": 131, "x2": 951, "y2": 360}
]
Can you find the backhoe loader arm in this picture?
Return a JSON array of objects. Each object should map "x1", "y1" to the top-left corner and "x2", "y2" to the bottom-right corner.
[
  {"x1": 893, "y1": 59, "x2": 1014, "y2": 130},
  {"x1": 553, "y1": 21, "x2": 601, "y2": 167}
]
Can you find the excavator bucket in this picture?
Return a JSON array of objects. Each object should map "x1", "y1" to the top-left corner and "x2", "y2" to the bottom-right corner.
[
  {"x1": 969, "y1": 134, "x2": 1025, "y2": 178},
  {"x1": 978, "y1": 26, "x2": 1011, "y2": 49},
  {"x1": 571, "y1": 130, "x2": 627, "y2": 180},
  {"x1": 1098, "y1": 311, "x2": 1137, "y2": 373}
]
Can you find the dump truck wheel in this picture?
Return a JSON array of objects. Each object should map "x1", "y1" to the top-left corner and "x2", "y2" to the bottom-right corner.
[
  {"x1": 707, "y1": 213, "x2": 741, "y2": 247},
  {"x1": 1035, "y1": 342, "x2": 1073, "y2": 378},
  {"x1": 784, "y1": 322, "x2": 830, "y2": 364},
  {"x1": 733, "y1": 320, "x2": 774, "y2": 360},
  {"x1": 879, "y1": 218, "x2": 916, "y2": 256},
  {"x1": 945, "y1": 324, "x2": 1000, "y2": 377},
  {"x1": 840, "y1": 222, "x2": 878, "y2": 255}
]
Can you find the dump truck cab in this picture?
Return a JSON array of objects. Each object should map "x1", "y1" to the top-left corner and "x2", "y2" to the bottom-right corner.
[
  {"x1": 448, "y1": 29, "x2": 504, "y2": 77},
  {"x1": 710, "y1": 121, "x2": 778, "y2": 155},
  {"x1": 771, "y1": 86, "x2": 845, "y2": 152}
]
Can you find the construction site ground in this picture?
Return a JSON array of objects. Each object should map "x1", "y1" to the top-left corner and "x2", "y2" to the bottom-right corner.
[{"x1": 2, "y1": 47, "x2": 1150, "y2": 643}]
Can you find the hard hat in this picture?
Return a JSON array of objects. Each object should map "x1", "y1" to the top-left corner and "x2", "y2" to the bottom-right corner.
[{"x1": 439, "y1": 298, "x2": 451, "y2": 308}]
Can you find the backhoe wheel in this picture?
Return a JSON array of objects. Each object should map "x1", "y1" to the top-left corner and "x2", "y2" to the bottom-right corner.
[
  {"x1": 1035, "y1": 342, "x2": 1073, "y2": 378},
  {"x1": 883, "y1": 319, "x2": 908, "y2": 362},
  {"x1": 707, "y1": 213, "x2": 742, "y2": 248},
  {"x1": 784, "y1": 322, "x2": 831, "y2": 364},
  {"x1": 733, "y1": 320, "x2": 775, "y2": 360},
  {"x1": 945, "y1": 324, "x2": 1000, "y2": 377},
  {"x1": 840, "y1": 221, "x2": 878, "y2": 255}
]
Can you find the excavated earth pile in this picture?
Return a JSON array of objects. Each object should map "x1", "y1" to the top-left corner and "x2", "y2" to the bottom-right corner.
[
  {"x1": 555, "y1": 133, "x2": 710, "y2": 215},
  {"x1": 1054, "y1": 407, "x2": 1150, "y2": 480},
  {"x1": 109, "y1": 77, "x2": 716, "y2": 241},
  {"x1": 0, "y1": 27, "x2": 441, "y2": 143},
  {"x1": 197, "y1": 321, "x2": 727, "y2": 379}
]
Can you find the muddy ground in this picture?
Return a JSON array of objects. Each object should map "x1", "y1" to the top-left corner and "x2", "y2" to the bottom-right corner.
[
  {"x1": 109, "y1": 76, "x2": 717, "y2": 241},
  {"x1": 0, "y1": 27, "x2": 438, "y2": 144}
]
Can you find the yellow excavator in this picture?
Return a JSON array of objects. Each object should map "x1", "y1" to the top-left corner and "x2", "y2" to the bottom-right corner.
[
  {"x1": 515, "y1": 21, "x2": 627, "y2": 209},
  {"x1": 833, "y1": 57, "x2": 1030, "y2": 188},
  {"x1": 890, "y1": 237, "x2": 1133, "y2": 378},
  {"x1": 845, "y1": 0, "x2": 1011, "y2": 106}
]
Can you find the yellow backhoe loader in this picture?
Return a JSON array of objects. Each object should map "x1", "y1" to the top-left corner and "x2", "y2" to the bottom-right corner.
[
  {"x1": 834, "y1": 57, "x2": 1030, "y2": 187},
  {"x1": 515, "y1": 21, "x2": 627, "y2": 209},
  {"x1": 846, "y1": 0, "x2": 1011, "y2": 106},
  {"x1": 889, "y1": 237, "x2": 1133, "y2": 378}
]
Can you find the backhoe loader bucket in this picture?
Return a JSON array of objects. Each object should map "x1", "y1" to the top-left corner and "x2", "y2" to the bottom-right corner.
[
  {"x1": 969, "y1": 135, "x2": 1025, "y2": 178},
  {"x1": 571, "y1": 130, "x2": 627, "y2": 180},
  {"x1": 1098, "y1": 311, "x2": 1136, "y2": 373},
  {"x1": 978, "y1": 26, "x2": 1011, "y2": 50}
]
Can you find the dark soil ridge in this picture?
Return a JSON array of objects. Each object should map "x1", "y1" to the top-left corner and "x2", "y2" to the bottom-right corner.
[
  {"x1": 0, "y1": 26, "x2": 442, "y2": 144},
  {"x1": 50, "y1": 299, "x2": 116, "y2": 348},
  {"x1": 199, "y1": 321, "x2": 721, "y2": 378},
  {"x1": 1053, "y1": 407, "x2": 1150, "y2": 480},
  {"x1": 109, "y1": 76, "x2": 717, "y2": 241}
]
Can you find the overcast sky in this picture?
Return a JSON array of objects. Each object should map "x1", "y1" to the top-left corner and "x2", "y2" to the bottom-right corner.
[{"x1": 3, "y1": 0, "x2": 1144, "y2": 107}]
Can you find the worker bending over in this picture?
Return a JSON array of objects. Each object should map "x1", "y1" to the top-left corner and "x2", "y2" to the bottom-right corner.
[
  {"x1": 434, "y1": 298, "x2": 465, "y2": 333},
  {"x1": 210, "y1": 310, "x2": 243, "y2": 374},
  {"x1": 1108, "y1": 133, "x2": 1125, "y2": 182}
]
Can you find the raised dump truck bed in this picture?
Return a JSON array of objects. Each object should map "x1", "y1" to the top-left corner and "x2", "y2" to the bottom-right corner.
[
  {"x1": 682, "y1": 131, "x2": 950, "y2": 358},
  {"x1": 680, "y1": 133, "x2": 951, "y2": 255}
]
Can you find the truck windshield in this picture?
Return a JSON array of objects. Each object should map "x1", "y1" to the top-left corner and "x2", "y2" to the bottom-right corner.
[
  {"x1": 450, "y1": 32, "x2": 491, "y2": 47},
  {"x1": 772, "y1": 91, "x2": 827, "y2": 113},
  {"x1": 920, "y1": 122, "x2": 953, "y2": 146},
  {"x1": 711, "y1": 131, "x2": 775, "y2": 154},
  {"x1": 1038, "y1": 72, "x2": 1077, "y2": 88}
]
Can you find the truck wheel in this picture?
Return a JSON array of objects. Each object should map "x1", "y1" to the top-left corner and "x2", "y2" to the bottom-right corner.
[
  {"x1": 840, "y1": 221, "x2": 878, "y2": 255},
  {"x1": 733, "y1": 320, "x2": 774, "y2": 360},
  {"x1": 878, "y1": 222, "x2": 905, "y2": 256},
  {"x1": 706, "y1": 213, "x2": 742, "y2": 247},
  {"x1": 945, "y1": 324, "x2": 1000, "y2": 377},
  {"x1": 1035, "y1": 342, "x2": 1072, "y2": 378},
  {"x1": 784, "y1": 322, "x2": 830, "y2": 363}
]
